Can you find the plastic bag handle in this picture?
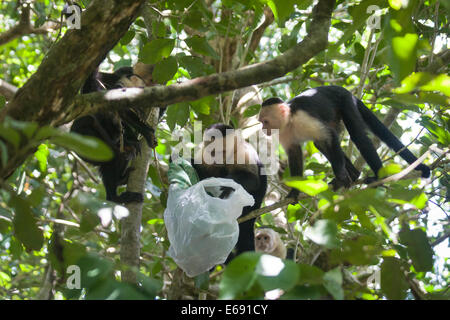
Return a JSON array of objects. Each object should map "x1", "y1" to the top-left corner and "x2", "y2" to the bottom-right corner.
[{"x1": 199, "y1": 178, "x2": 255, "y2": 206}]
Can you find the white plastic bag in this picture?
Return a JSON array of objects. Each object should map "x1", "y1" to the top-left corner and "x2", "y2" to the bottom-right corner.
[{"x1": 164, "y1": 177, "x2": 255, "y2": 277}]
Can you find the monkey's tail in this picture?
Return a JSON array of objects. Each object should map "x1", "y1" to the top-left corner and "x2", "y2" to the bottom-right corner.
[{"x1": 357, "y1": 100, "x2": 430, "y2": 178}]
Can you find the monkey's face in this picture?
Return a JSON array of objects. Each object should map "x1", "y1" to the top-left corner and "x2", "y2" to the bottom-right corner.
[
  {"x1": 133, "y1": 62, "x2": 156, "y2": 86},
  {"x1": 255, "y1": 231, "x2": 273, "y2": 252},
  {"x1": 258, "y1": 103, "x2": 290, "y2": 136},
  {"x1": 119, "y1": 75, "x2": 146, "y2": 88}
]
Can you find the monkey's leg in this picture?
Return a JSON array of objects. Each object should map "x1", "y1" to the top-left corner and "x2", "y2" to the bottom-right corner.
[
  {"x1": 99, "y1": 158, "x2": 143, "y2": 204},
  {"x1": 314, "y1": 132, "x2": 352, "y2": 190},
  {"x1": 344, "y1": 155, "x2": 360, "y2": 182},
  {"x1": 341, "y1": 95, "x2": 383, "y2": 181}
]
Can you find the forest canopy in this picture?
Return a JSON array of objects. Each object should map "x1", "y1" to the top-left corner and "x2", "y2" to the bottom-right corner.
[{"x1": 0, "y1": 0, "x2": 448, "y2": 300}]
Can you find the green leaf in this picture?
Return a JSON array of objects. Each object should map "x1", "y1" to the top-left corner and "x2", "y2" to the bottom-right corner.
[
  {"x1": 0, "y1": 140, "x2": 8, "y2": 167},
  {"x1": 78, "y1": 254, "x2": 113, "y2": 285},
  {"x1": 380, "y1": 257, "x2": 408, "y2": 300},
  {"x1": 190, "y1": 96, "x2": 213, "y2": 115},
  {"x1": 332, "y1": 236, "x2": 381, "y2": 266},
  {"x1": 185, "y1": 36, "x2": 220, "y2": 60},
  {"x1": 0, "y1": 125, "x2": 20, "y2": 149},
  {"x1": 395, "y1": 72, "x2": 450, "y2": 97},
  {"x1": 378, "y1": 163, "x2": 402, "y2": 178},
  {"x1": 120, "y1": 30, "x2": 135, "y2": 45},
  {"x1": 389, "y1": 33, "x2": 418, "y2": 82},
  {"x1": 284, "y1": 177, "x2": 328, "y2": 196},
  {"x1": 80, "y1": 211, "x2": 101, "y2": 233},
  {"x1": 168, "y1": 158, "x2": 199, "y2": 188},
  {"x1": 166, "y1": 102, "x2": 190, "y2": 131},
  {"x1": 388, "y1": 0, "x2": 403, "y2": 10},
  {"x1": 139, "y1": 39, "x2": 175, "y2": 64},
  {"x1": 399, "y1": 228, "x2": 434, "y2": 272},
  {"x1": 219, "y1": 252, "x2": 260, "y2": 299},
  {"x1": 323, "y1": 267, "x2": 344, "y2": 300},
  {"x1": 10, "y1": 195, "x2": 44, "y2": 251},
  {"x1": 153, "y1": 56, "x2": 178, "y2": 84},
  {"x1": 136, "y1": 273, "x2": 163, "y2": 298},
  {"x1": 8, "y1": 119, "x2": 38, "y2": 140},
  {"x1": 297, "y1": 264, "x2": 324, "y2": 285},
  {"x1": 304, "y1": 219, "x2": 339, "y2": 249},
  {"x1": 28, "y1": 186, "x2": 46, "y2": 207},
  {"x1": 152, "y1": 21, "x2": 167, "y2": 38},
  {"x1": 179, "y1": 55, "x2": 215, "y2": 78},
  {"x1": 34, "y1": 144, "x2": 49, "y2": 172},
  {"x1": 50, "y1": 132, "x2": 114, "y2": 162},
  {"x1": 243, "y1": 104, "x2": 261, "y2": 118},
  {"x1": 183, "y1": 10, "x2": 205, "y2": 31},
  {"x1": 286, "y1": 203, "x2": 305, "y2": 223},
  {"x1": 256, "y1": 255, "x2": 299, "y2": 292},
  {"x1": 266, "y1": 0, "x2": 302, "y2": 24}
]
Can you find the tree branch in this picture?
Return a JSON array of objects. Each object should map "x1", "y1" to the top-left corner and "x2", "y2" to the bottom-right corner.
[
  {"x1": 0, "y1": 79, "x2": 18, "y2": 100},
  {"x1": 0, "y1": 4, "x2": 60, "y2": 46},
  {"x1": 120, "y1": 3, "x2": 159, "y2": 284}
]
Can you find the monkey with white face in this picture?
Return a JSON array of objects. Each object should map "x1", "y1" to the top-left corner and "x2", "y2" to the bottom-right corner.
[{"x1": 255, "y1": 228, "x2": 287, "y2": 259}]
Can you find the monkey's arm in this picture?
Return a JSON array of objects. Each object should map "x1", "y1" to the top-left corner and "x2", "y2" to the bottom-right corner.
[{"x1": 286, "y1": 145, "x2": 303, "y2": 198}]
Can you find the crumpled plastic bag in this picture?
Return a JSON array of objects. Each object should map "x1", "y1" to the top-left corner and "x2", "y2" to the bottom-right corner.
[{"x1": 164, "y1": 176, "x2": 255, "y2": 277}]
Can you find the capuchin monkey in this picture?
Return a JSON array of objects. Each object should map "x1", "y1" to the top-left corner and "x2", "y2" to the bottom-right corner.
[
  {"x1": 192, "y1": 123, "x2": 267, "y2": 260},
  {"x1": 258, "y1": 86, "x2": 431, "y2": 197},
  {"x1": 71, "y1": 63, "x2": 160, "y2": 204},
  {"x1": 255, "y1": 228, "x2": 287, "y2": 259}
]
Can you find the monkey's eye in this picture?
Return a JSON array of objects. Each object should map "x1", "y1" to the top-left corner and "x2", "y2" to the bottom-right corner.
[{"x1": 264, "y1": 236, "x2": 269, "y2": 240}]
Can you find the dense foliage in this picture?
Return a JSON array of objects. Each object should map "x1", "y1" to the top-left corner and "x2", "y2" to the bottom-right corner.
[{"x1": 0, "y1": 0, "x2": 448, "y2": 300}]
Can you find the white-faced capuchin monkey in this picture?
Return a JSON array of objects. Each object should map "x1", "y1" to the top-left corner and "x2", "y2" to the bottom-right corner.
[
  {"x1": 258, "y1": 86, "x2": 431, "y2": 198},
  {"x1": 71, "y1": 62, "x2": 161, "y2": 204},
  {"x1": 192, "y1": 123, "x2": 268, "y2": 262},
  {"x1": 255, "y1": 228, "x2": 287, "y2": 259}
]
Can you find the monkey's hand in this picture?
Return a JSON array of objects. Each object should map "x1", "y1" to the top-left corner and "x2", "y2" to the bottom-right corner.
[
  {"x1": 286, "y1": 189, "x2": 300, "y2": 203},
  {"x1": 115, "y1": 191, "x2": 144, "y2": 203},
  {"x1": 331, "y1": 171, "x2": 353, "y2": 191},
  {"x1": 363, "y1": 176, "x2": 378, "y2": 185}
]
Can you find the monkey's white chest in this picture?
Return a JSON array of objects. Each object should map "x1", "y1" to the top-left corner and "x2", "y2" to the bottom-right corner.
[{"x1": 280, "y1": 110, "x2": 328, "y2": 149}]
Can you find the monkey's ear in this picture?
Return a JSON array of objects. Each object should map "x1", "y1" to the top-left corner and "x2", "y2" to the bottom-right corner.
[
  {"x1": 133, "y1": 62, "x2": 155, "y2": 86},
  {"x1": 279, "y1": 103, "x2": 290, "y2": 117}
]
